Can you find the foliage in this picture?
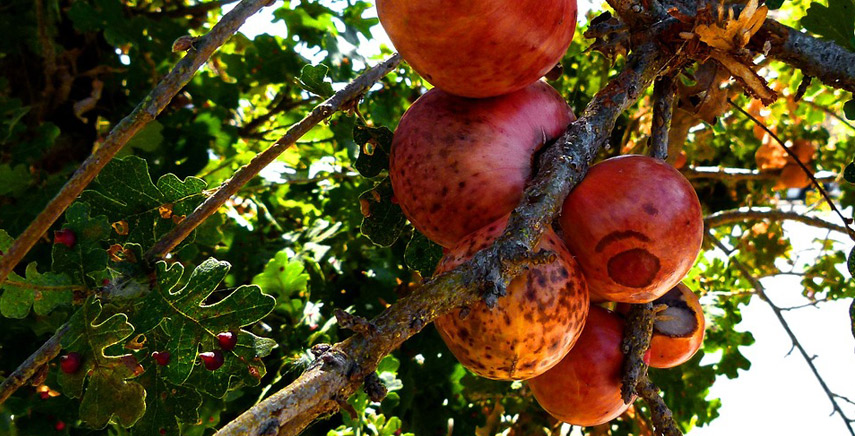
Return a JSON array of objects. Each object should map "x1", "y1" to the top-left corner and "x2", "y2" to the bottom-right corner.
[{"x1": 0, "y1": 0, "x2": 853, "y2": 435}]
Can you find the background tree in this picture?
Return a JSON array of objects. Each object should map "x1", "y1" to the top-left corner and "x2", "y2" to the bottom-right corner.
[{"x1": 0, "y1": 0, "x2": 853, "y2": 435}]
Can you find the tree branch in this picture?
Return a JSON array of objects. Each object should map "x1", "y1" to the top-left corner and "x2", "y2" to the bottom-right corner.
[
  {"x1": 704, "y1": 208, "x2": 851, "y2": 235},
  {"x1": 238, "y1": 96, "x2": 320, "y2": 138},
  {"x1": 651, "y1": 76, "x2": 675, "y2": 160},
  {"x1": 728, "y1": 99, "x2": 855, "y2": 239},
  {"x1": 140, "y1": 0, "x2": 241, "y2": 18},
  {"x1": 706, "y1": 233, "x2": 855, "y2": 436},
  {"x1": 802, "y1": 99, "x2": 855, "y2": 132},
  {"x1": 621, "y1": 302, "x2": 657, "y2": 403},
  {"x1": 752, "y1": 20, "x2": 855, "y2": 95},
  {"x1": 636, "y1": 374, "x2": 683, "y2": 436},
  {"x1": 0, "y1": 0, "x2": 274, "y2": 287},
  {"x1": 145, "y1": 53, "x2": 403, "y2": 260},
  {"x1": 0, "y1": 323, "x2": 69, "y2": 405},
  {"x1": 683, "y1": 166, "x2": 838, "y2": 183},
  {"x1": 215, "y1": 41, "x2": 668, "y2": 436}
]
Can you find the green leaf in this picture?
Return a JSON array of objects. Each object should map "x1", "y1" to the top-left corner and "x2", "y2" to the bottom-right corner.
[
  {"x1": 359, "y1": 178, "x2": 407, "y2": 247},
  {"x1": 298, "y1": 64, "x2": 334, "y2": 98},
  {"x1": 802, "y1": 0, "x2": 855, "y2": 51},
  {"x1": 0, "y1": 230, "x2": 74, "y2": 318},
  {"x1": 848, "y1": 246, "x2": 855, "y2": 276},
  {"x1": 132, "y1": 259, "x2": 276, "y2": 393},
  {"x1": 0, "y1": 263, "x2": 73, "y2": 319},
  {"x1": 405, "y1": 231, "x2": 443, "y2": 277},
  {"x1": 845, "y1": 162, "x2": 855, "y2": 183},
  {"x1": 0, "y1": 164, "x2": 31, "y2": 196},
  {"x1": 353, "y1": 123, "x2": 393, "y2": 178},
  {"x1": 251, "y1": 250, "x2": 309, "y2": 300},
  {"x1": 52, "y1": 202, "x2": 111, "y2": 285},
  {"x1": 850, "y1": 299, "x2": 855, "y2": 341},
  {"x1": 57, "y1": 297, "x2": 145, "y2": 428},
  {"x1": 182, "y1": 329, "x2": 276, "y2": 398},
  {"x1": 134, "y1": 332, "x2": 202, "y2": 436},
  {"x1": 844, "y1": 99, "x2": 855, "y2": 120},
  {"x1": 123, "y1": 120, "x2": 164, "y2": 154},
  {"x1": 79, "y1": 156, "x2": 206, "y2": 250},
  {"x1": 765, "y1": 0, "x2": 785, "y2": 9}
]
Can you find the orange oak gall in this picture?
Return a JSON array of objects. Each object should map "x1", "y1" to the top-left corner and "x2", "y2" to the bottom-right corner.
[
  {"x1": 376, "y1": 0, "x2": 577, "y2": 98},
  {"x1": 390, "y1": 81, "x2": 575, "y2": 248},
  {"x1": 647, "y1": 283, "x2": 706, "y2": 368},
  {"x1": 433, "y1": 216, "x2": 589, "y2": 380},
  {"x1": 528, "y1": 306, "x2": 632, "y2": 426},
  {"x1": 559, "y1": 155, "x2": 703, "y2": 303}
]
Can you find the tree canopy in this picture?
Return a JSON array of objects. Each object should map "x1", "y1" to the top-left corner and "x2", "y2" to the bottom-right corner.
[{"x1": 0, "y1": 0, "x2": 854, "y2": 435}]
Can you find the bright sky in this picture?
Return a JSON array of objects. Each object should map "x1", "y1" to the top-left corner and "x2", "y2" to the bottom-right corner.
[{"x1": 231, "y1": 2, "x2": 855, "y2": 435}]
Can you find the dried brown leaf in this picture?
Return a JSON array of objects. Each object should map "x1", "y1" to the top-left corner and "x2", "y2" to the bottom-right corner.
[
  {"x1": 695, "y1": 0, "x2": 768, "y2": 51},
  {"x1": 709, "y1": 51, "x2": 777, "y2": 104}
]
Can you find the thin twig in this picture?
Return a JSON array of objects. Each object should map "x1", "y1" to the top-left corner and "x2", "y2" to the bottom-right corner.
[
  {"x1": 145, "y1": 53, "x2": 403, "y2": 260},
  {"x1": 802, "y1": 99, "x2": 855, "y2": 132},
  {"x1": 728, "y1": 99, "x2": 855, "y2": 239},
  {"x1": 0, "y1": 0, "x2": 275, "y2": 287},
  {"x1": 704, "y1": 208, "x2": 851, "y2": 235},
  {"x1": 779, "y1": 298, "x2": 829, "y2": 311},
  {"x1": 140, "y1": 0, "x2": 241, "y2": 18},
  {"x1": 706, "y1": 233, "x2": 855, "y2": 436},
  {"x1": 239, "y1": 96, "x2": 320, "y2": 137},
  {"x1": 0, "y1": 323, "x2": 69, "y2": 405}
]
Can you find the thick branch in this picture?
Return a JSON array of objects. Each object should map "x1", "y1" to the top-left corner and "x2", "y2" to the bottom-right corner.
[
  {"x1": 145, "y1": 53, "x2": 403, "y2": 260},
  {"x1": 0, "y1": 0, "x2": 273, "y2": 287},
  {"x1": 636, "y1": 375, "x2": 683, "y2": 436},
  {"x1": 706, "y1": 233, "x2": 855, "y2": 436},
  {"x1": 752, "y1": 20, "x2": 855, "y2": 95},
  {"x1": 0, "y1": 323, "x2": 69, "y2": 405},
  {"x1": 215, "y1": 42, "x2": 667, "y2": 436},
  {"x1": 705, "y1": 208, "x2": 851, "y2": 235},
  {"x1": 621, "y1": 302, "x2": 656, "y2": 403}
]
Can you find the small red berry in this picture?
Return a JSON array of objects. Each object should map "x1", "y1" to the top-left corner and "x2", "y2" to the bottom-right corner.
[
  {"x1": 59, "y1": 352, "x2": 82, "y2": 374},
  {"x1": 216, "y1": 331, "x2": 237, "y2": 351},
  {"x1": 199, "y1": 350, "x2": 224, "y2": 371},
  {"x1": 152, "y1": 351, "x2": 170, "y2": 366},
  {"x1": 55, "y1": 420, "x2": 66, "y2": 431},
  {"x1": 53, "y1": 229, "x2": 76, "y2": 249}
]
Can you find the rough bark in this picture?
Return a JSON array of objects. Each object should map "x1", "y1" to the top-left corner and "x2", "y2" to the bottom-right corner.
[
  {"x1": 752, "y1": 20, "x2": 855, "y2": 95},
  {"x1": 215, "y1": 41, "x2": 668, "y2": 436}
]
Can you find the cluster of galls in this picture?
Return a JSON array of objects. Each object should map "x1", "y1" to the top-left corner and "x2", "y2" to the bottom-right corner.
[
  {"x1": 58, "y1": 331, "x2": 238, "y2": 377},
  {"x1": 379, "y1": 0, "x2": 706, "y2": 426}
]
